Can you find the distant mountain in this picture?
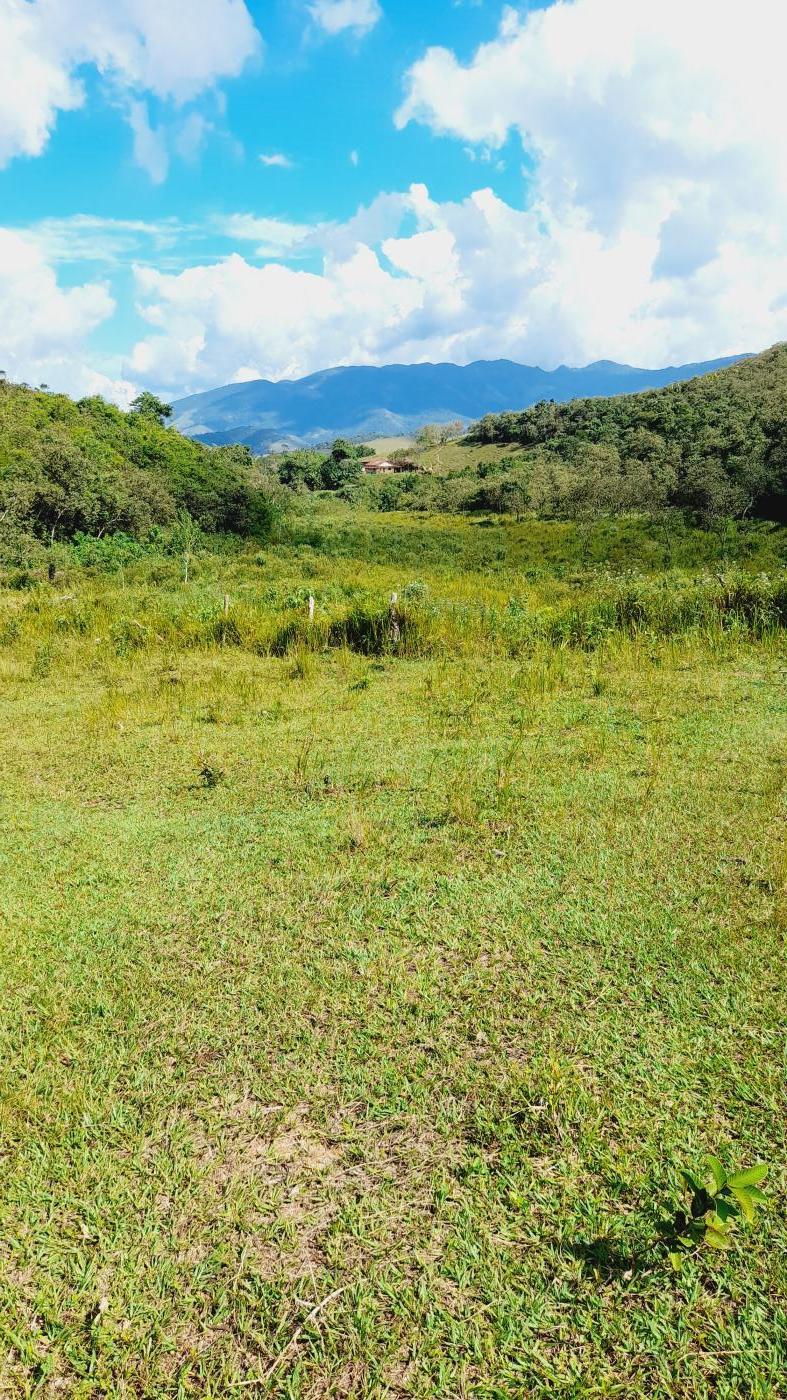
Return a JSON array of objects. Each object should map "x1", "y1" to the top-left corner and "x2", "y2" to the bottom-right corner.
[{"x1": 170, "y1": 355, "x2": 749, "y2": 452}]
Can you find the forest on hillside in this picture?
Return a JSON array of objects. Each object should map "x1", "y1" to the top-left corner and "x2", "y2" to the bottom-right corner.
[
  {"x1": 466, "y1": 344, "x2": 787, "y2": 524},
  {"x1": 0, "y1": 383, "x2": 275, "y2": 565},
  {"x1": 2, "y1": 345, "x2": 787, "y2": 569},
  {"x1": 270, "y1": 346, "x2": 787, "y2": 530}
]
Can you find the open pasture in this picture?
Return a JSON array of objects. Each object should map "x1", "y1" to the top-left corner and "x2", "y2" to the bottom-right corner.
[{"x1": 0, "y1": 512, "x2": 785, "y2": 1397}]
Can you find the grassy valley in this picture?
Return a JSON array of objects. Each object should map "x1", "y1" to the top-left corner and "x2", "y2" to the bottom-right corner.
[{"x1": 0, "y1": 365, "x2": 786, "y2": 1395}]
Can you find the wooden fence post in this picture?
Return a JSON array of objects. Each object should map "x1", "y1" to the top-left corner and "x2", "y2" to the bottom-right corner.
[{"x1": 389, "y1": 591, "x2": 400, "y2": 645}]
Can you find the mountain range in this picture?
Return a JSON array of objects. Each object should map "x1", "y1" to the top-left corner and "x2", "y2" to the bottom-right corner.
[{"x1": 171, "y1": 355, "x2": 748, "y2": 452}]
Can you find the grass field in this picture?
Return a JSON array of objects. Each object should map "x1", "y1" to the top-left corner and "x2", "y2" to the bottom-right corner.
[
  {"x1": 414, "y1": 442, "x2": 529, "y2": 475},
  {"x1": 365, "y1": 438, "x2": 416, "y2": 456},
  {"x1": 1, "y1": 509, "x2": 786, "y2": 1397}
]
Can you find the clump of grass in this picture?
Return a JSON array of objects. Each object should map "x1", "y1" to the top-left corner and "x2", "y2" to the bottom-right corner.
[
  {"x1": 30, "y1": 641, "x2": 53, "y2": 678},
  {"x1": 288, "y1": 643, "x2": 317, "y2": 681}
]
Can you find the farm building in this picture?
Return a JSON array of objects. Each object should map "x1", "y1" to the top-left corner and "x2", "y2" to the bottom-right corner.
[{"x1": 361, "y1": 457, "x2": 417, "y2": 475}]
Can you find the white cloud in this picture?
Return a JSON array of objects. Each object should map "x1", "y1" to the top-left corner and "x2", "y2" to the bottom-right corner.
[
  {"x1": 260, "y1": 152, "x2": 294, "y2": 168},
  {"x1": 126, "y1": 169, "x2": 787, "y2": 396},
  {"x1": 0, "y1": 0, "x2": 82, "y2": 165},
  {"x1": 23, "y1": 214, "x2": 183, "y2": 266},
  {"x1": 0, "y1": 0, "x2": 260, "y2": 173},
  {"x1": 128, "y1": 99, "x2": 169, "y2": 183},
  {"x1": 308, "y1": 0, "x2": 382, "y2": 37},
  {"x1": 9, "y1": 0, "x2": 787, "y2": 397},
  {"x1": 396, "y1": 0, "x2": 787, "y2": 244},
  {"x1": 175, "y1": 111, "x2": 214, "y2": 164},
  {"x1": 220, "y1": 213, "x2": 311, "y2": 258},
  {"x1": 389, "y1": 0, "x2": 787, "y2": 367},
  {"x1": 129, "y1": 241, "x2": 420, "y2": 388},
  {"x1": 0, "y1": 228, "x2": 134, "y2": 403}
]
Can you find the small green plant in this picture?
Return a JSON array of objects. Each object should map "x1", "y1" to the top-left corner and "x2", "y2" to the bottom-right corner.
[
  {"x1": 198, "y1": 763, "x2": 224, "y2": 789},
  {"x1": 661, "y1": 1157, "x2": 769, "y2": 1269}
]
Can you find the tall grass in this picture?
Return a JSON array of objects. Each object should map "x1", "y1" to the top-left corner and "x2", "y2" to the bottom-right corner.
[{"x1": 2, "y1": 564, "x2": 787, "y2": 670}]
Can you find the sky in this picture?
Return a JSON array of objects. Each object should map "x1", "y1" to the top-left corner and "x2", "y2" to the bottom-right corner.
[{"x1": 1, "y1": 0, "x2": 787, "y2": 404}]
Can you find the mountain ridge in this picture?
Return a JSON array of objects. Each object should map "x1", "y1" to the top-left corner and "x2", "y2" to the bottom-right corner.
[{"x1": 171, "y1": 354, "x2": 749, "y2": 451}]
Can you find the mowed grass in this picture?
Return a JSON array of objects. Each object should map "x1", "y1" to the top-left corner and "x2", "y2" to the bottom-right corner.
[{"x1": 0, "y1": 523, "x2": 786, "y2": 1396}]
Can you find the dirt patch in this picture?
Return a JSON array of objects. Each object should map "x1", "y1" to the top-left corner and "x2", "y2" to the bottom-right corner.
[
  {"x1": 179, "y1": 1095, "x2": 460, "y2": 1329},
  {"x1": 194, "y1": 1100, "x2": 341, "y2": 1190}
]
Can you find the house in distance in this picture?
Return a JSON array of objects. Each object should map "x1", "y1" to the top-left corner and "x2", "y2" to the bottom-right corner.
[{"x1": 361, "y1": 456, "x2": 417, "y2": 475}]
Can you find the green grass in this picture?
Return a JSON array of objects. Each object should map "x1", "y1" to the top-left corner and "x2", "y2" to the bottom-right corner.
[
  {"x1": 416, "y1": 440, "x2": 526, "y2": 474},
  {"x1": 364, "y1": 437, "x2": 416, "y2": 455},
  {"x1": 1, "y1": 513, "x2": 786, "y2": 1396}
]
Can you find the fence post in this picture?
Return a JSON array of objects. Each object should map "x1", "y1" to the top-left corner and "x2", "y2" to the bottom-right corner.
[
  {"x1": 389, "y1": 591, "x2": 400, "y2": 645},
  {"x1": 308, "y1": 594, "x2": 315, "y2": 624}
]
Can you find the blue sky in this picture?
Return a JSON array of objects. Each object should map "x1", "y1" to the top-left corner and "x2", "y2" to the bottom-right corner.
[{"x1": 0, "y1": 0, "x2": 785, "y2": 401}]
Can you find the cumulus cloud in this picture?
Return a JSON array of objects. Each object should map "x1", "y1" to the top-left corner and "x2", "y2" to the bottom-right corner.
[
  {"x1": 308, "y1": 0, "x2": 382, "y2": 37},
  {"x1": 396, "y1": 0, "x2": 787, "y2": 255},
  {"x1": 8, "y1": 0, "x2": 787, "y2": 397},
  {"x1": 126, "y1": 167, "x2": 787, "y2": 396},
  {"x1": 394, "y1": 0, "x2": 787, "y2": 369},
  {"x1": 129, "y1": 240, "x2": 420, "y2": 388},
  {"x1": 0, "y1": 228, "x2": 134, "y2": 402},
  {"x1": 260, "y1": 152, "x2": 294, "y2": 168},
  {"x1": 0, "y1": 0, "x2": 81, "y2": 165},
  {"x1": 0, "y1": 0, "x2": 260, "y2": 172}
]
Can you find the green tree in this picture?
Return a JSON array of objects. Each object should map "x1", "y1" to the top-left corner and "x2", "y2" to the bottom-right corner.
[
  {"x1": 278, "y1": 451, "x2": 325, "y2": 491},
  {"x1": 321, "y1": 450, "x2": 362, "y2": 490},
  {"x1": 130, "y1": 392, "x2": 173, "y2": 426}
]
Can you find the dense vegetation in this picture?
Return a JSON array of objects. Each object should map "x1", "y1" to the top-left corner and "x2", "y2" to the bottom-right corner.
[
  {"x1": 0, "y1": 381, "x2": 275, "y2": 564},
  {"x1": 267, "y1": 346, "x2": 787, "y2": 533},
  {"x1": 5, "y1": 347, "x2": 787, "y2": 577},
  {"x1": 277, "y1": 438, "x2": 374, "y2": 492},
  {"x1": 468, "y1": 343, "x2": 787, "y2": 524}
]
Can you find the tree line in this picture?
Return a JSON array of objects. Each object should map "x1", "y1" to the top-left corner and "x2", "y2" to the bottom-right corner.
[{"x1": 466, "y1": 344, "x2": 787, "y2": 525}]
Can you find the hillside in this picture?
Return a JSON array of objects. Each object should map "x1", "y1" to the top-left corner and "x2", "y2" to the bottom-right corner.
[
  {"x1": 0, "y1": 381, "x2": 274, "y2": 556},
  {"x1": 170, "y1": 354, "x2": 746, "y2": 451},
  {"x1": 466, "y1": 343, "x2": 787, "y2": 522}
]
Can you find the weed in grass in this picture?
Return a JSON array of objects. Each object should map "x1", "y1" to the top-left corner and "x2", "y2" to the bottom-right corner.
[
  {"x1": 198, "y1": 761, "x2": 225, "y2": 789},
  {"x1": 660, "y1": 1158, "x2": 770, "y2": 1269}
]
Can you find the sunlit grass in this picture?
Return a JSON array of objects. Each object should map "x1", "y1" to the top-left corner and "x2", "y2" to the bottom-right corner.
[{"x1": 0, "y1": 514, "x2": 785, "y2": 1396}]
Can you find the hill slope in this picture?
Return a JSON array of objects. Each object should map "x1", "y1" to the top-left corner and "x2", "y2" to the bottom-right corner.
[
  {"x1": 0, "y1": 382, "x2": 273, "y2": 553},
  {"x1": 468, "y1": 343, "x2": 787, "y2": 521},
  {"x1": 171, "y1": 355, "x2": 746, "y2": 450}
]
